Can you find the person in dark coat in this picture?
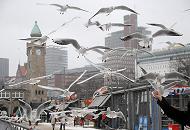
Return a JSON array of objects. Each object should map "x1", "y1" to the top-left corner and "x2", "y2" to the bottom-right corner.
[{"x1": 152, "y1": 90, "x2": 190, "y2": 130}]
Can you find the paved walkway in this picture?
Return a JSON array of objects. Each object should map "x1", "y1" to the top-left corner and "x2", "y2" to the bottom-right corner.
[{"x1": 35, "y1": 123, "x2": 97, "y2": 130}]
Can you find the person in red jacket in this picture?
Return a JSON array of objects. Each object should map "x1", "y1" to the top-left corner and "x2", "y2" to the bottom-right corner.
[{"x1": 152, "y1": 90, "x2": 190, "y2": 130}]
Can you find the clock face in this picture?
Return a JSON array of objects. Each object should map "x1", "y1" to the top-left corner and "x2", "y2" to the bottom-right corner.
[{"x1": 36, "y1": 49, "x2": 41, "y2": 55}]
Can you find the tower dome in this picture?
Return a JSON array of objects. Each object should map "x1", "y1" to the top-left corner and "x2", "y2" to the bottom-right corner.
[{"x1": 30, "y1": 21, "x2": 42, "y2": 37}]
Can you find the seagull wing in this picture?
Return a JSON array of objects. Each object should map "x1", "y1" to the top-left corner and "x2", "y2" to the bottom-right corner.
[
  {"x1": 163, "y1": 81, "x2": 182, "y2": 90},
  {"x1": 47, "y1": 17, "x2": 80, "y2": 36},
  {"x1": 77, "y1": 73, "x2": 104, "y2": 84},
  {"x1": 92, "y1": 49, "x2": 105, "y2": 55},
  {"x1": 139, "y1": 66, "x2": 147, "y2": 74},
  {"x1": 84, "y1": 56, "x2": 106, "y2": 70},
  {"x1": 38, "y1": 85, "x2": 65, "y2": 92},
  {"x1": 120, "y1": 32, "x2": 147, "y2": 41},
  {"x1": 111, "y1": 23, "x2": 132, "y2": 27},
  {"x1": 86, "y1": 46, "x2": 111, "y2": 52},
  {"x1": 112, "y1": 72, "x2": 135, "y2": 82},
  {"x1": 138, "y1": 73, "x2": 158, "y2": 81},
  {"x1": 114, "y1": 5, "x2": 138, "y2": 14},
  {"x1": 138, "y1": 49, "x2": 154, "y2": 56},
  {"x1": 67, "y1": 5, "x2": 88, "y2": 12},
  {"x1": 35, "y1": 100, "x2": 51, "y2": 120},
  {"x1": 18, "y1": 99, "x2": 32, "y2": 119},
  {"x1": 18, "y1": 37, "x2": 39, "y2": 41},
  {"x1": 67, "y1": 70, "x2": 87, "y2": 90},
  {"x1": 49, "y1": 4, "x2": 64, "y2": 9},
  {"x1": 175, "y1": 43, "x2": 185, "y2": 47},
  {"x1": 165, "y1": 71, "x2": 190, "y2": 81},
  {"x1": 152, "y1": 29, "x2": 183, "y2": 38},
  {"x1": 115, "y1": 68, "x2": 126, "y2": 73},
  {"x1": 117, "y1": 111, "x2": 126, "y2": 122},
  {"x1": 184, "y1": 9, "x2": 190, "y2": 11},
  {"x1": 53, "y1": 38, "x2": 81, "y2": 50},
  {"x1": 147, "y1": 23, "x2": 167, "y2": 29},
  {"x1": 89, "y1": 7, "x2": 110, "y2": 20}
]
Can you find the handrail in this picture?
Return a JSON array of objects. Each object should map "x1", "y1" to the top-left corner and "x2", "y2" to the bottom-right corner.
[{"x1": 0, "y1": 118, "x2": 31, "y2": 130}]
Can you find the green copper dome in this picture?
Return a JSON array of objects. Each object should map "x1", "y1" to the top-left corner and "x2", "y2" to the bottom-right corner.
[{"x1": 30, "y1": 21, "x2": 42, "y2": 37}]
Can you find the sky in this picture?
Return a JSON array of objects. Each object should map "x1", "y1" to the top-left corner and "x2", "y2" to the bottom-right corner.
[{"x1": 0, "y1": 0, "x2": 190, "y2": 76}]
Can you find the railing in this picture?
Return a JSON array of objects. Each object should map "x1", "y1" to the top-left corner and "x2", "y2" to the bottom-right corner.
[{"x1": 0, "y1": 119, "x2": 31, "y2": 130}]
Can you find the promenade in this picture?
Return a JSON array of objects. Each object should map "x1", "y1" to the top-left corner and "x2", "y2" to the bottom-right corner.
[{"x1": 35, "y1": 123, "x2": 98, "y2": 130}]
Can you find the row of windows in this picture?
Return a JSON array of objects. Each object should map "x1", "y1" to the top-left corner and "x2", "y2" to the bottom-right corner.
[
  {"x1": 0, "y1": 92, "x2": 24, "y2": 98},
  {"x1": 35, "y1": 90, "x2": 44, "y2": 95}
]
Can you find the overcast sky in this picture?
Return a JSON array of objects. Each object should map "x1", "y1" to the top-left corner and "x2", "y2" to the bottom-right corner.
[{"x1": 0, "y1": 0, "x2": 190, "y2": 76}]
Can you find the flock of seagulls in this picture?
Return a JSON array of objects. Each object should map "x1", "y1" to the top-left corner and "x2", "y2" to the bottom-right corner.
[{"x1": 3, "y1": 2, "x2": 190, "y2": 129}]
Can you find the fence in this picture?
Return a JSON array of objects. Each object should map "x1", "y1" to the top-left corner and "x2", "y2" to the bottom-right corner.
[{"x1": 0, "y1": 119, "x2": 30, "y2": 130}]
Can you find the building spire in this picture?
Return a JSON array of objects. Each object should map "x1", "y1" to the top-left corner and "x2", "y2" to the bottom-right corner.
[{"x1": 30, "y1": 21, "x2": 42, "y2": 37}]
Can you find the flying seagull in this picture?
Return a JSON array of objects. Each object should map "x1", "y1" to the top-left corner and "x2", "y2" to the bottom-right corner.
[
  {"x1": 52, "y1": 38, "x2": 112, "y2": 57},
  {"x1": 105, "y1": 107, "x2": 126, "y2": 122},
  {"x1": 138, "y1": 66, "x2": 182, "y2": 97},
  {"x1": 19, "y1": 17, "x2": 79, "y2": 46},
  {"x1": 77, "y1": 56, "x2": 135, "y2": 84},
  {"x1": 37, "y1": 3, "x2": 88, "y2": 14},
  {"x1": 9, "y1": 69, "x2": 61, "y2": 87},
  {"x1": 99, "y1": 23, "x2": 132, "y2": 31},
  {"x1": 90, "y1": 5, "x2": 138, "y2": 20},
  {"x1": 85, "y1": 19, "x2": 104, "y2": 31},
  {"x1": 18, "y1": 99, "x2": 51, "y2": 125},
  {"x1": 38, "y1": 70, "x2": 87, "y2": 98},
  {"x1": 152, "y1": 29, "x2": 183, "y2": 38},
  {"x1": 165, "y1": 71, "x2": 190, "y2": 82},
  {"x1": 147, "y1": 23, "x2": 182, "y2": 38},
  {"x1": 109, "y1": 47, "x2": 154, "y2": 59},
  {"x1": 120, "y1": 32, "x2": 153, "y2": 48},
  {"x1": 184, "y1": 9, "x2": 190, "y2": 11}
]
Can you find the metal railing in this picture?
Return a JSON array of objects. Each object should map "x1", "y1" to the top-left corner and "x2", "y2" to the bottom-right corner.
[{"x1": 0, "y1": 119, "x2": 31, "y2": 130}]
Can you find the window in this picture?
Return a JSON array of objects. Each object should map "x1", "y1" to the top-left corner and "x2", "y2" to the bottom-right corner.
[{"x1": 35, "y1": 90, "x2": 37, "y2": 95}]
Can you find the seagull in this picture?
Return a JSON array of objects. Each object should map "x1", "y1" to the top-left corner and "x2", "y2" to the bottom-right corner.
[
  {"x1": 105, "y1": 107, "x2": 126, "y2": 122},
  {"x1": 9, "y1": 74, "x2": 53, "y2": 87},
  {"x1": 165, "y1": 71, "x2": 190, "y2": 82},
  {"x1": 138, "y1": 66, "x2": 182, "y2": 97},
  {"x1": 147, "y1": 23, "x2": 182, "y2": 38},
  {"x1": 18, "y1": 99, "x2": 51, "y2": 125},
  {"x1": 152, "y1": 29, "x2": 183, "y2": 38},
  {"x1": 19, "y1": 17, "x2": 79, "y2": 46},
  {"x1": 37, "y1": 3, "x2": 88, "y2": 14},
  {"x1": 9, "y1": 69, "x2": 61, "y2": 87},
  {"x1": 147, "y1": 23, "x2": 175, "y2": 30},
  {"x1": 84, "y1": 19, "x2": 104, "y2": 31},
  {"x1": 77, "y1": 56, "x2": 135, "y2": 84},
  {"x1": 99, "y1": 23, "x2": 132, "y2": 31},
  {"x1": 120, "y1": 32, "x2": 153, "y2": 48},
  {"x1": 160, "y1": 41, "x2": 185, "y2": 48},
  {"x1": 52, "y1": 38, "x2": 112, "y2": 57},
  {"x1": 38, "y1": 70, "x2": 87, "y2": 98},
  {"x1": 90, "y1": 5, "x2": 138, "y2": 20},
  {"x1": 106, "y1": 47, "x2": 154, "y2": 60},
  {"x1": 184, "y1": 9, "x2": 190, "y2": 11}
]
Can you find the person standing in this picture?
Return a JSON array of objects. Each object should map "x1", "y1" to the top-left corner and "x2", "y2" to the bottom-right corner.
[
  {"x1": 60, "y1": 115, "x2": 66, "y2": 130},
  {"x1": 152, "y1": 90, "x2": 190, "y2": 130},
  {"x1": 51, "y1": 114, "x2": 57, "y2": 130}
]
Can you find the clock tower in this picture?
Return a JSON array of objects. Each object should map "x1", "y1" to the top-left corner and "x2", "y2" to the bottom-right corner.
[{"x1": 26, "y1": 21, "x2": 47, "y2": 104}]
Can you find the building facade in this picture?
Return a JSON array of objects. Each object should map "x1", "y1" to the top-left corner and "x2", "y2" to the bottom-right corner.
[
  {"x1": 0, "y1": 58, "x2": 9, "y2": 78},
  {"x1": 45, "y1": 45, "x2": 68, "y2": 75},
  {"x1": 137, "y1": 45, "x2": 190, "y2": 78},
  {"x1": 26, "y1": 21, "x2": 47, "y2": 104},
  {"x1": 104, "y1": 14, "x2": 151, "y2": 86},
  {"x1": 51, "y1": 65, "x2": 104, "y2": 99}
]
